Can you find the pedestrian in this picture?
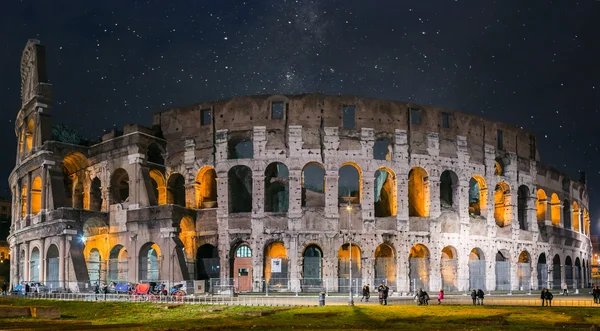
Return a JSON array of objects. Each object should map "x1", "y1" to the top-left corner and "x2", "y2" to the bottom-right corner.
[
  {"x1": 471, "y1": 290, "x2": 477, "y2": 305},
  {"x1": 361, "y1": 284, "x2": 370, "y2": 302},
  {"x1": 540, "y1": 288, "x2": 546, "y2": 306},
  {"x1": 378, "y1": 284, "x2": 385, "y2": 305},
  {"x1": 437, "y1": 289, "x2": 444, "y2": 305},
  {"x1": 562, "y1": 283, "x2": 568, "y2": 296},
  {"x1": 24, "y1": 283, "x2": 30, "y2": 296},
  {"x1": 593, "y1": 286, "x2": 599, "y2": 304},
  {"x1": 1, "y1": 282, "x2": 7, "y2": 295},
  {"x1": 422, "y1": 290, "x2": 429, "y2": 305},
  {"x1": 545, "y1": 289, "x2": 553, "y2": 306},
  {"x1": 382, "y1": 284, "x2": 389, "y2": 305},
  {"x1": 477, "y1": 289, "x2": 485, "y2": 305}
]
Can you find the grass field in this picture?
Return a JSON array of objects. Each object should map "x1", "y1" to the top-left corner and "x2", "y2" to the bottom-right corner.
[{"x1": 1, "y1": 298, "x2": 599, "y2": 330}]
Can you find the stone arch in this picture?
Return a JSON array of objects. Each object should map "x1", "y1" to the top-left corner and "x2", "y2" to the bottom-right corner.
[
  {"x1": 264, "y1": 162, "x2": 289, "y2": 212},
  {"x1": 469, "y1": 248, "x2": 486, "y2": 291},
  {"x1": 108, "y1": 244, "x2": 128, "y2": 282},
  {"x1": 575, "y1": 257, "x2": 582, "y2": 288},
  {"x1": 408, "y1": 167, "x2": 429, "y2": 217},
  {"x1": 409, "y1": 244, "x2": 430, "y2": 291},
  {"x1": 20, "y1": 184, "x2": 27, "y2": 218},
  {"x1": 338, "y1": 162, "x2": 362, "y2": 204},
  {"x1": 167, "y1": 173, "x2": 186, "y2": 207},
  {"x1": 302, "y1": 244, "x2": 323, "y2": 290},
  {"x1": 232, "y1": 243, "x2": 252, "y2": 292},
  {"x1": 195, "y1": 166, "x2": 218, "y2": 209},
  {"x1": 87, "y1": 248, "x2": 102, "y2": 284},
  {"x1": 90, "y1": 177, "x2": 103, "y2": 211},
  {"x1": 82, "y1": 218, "x2": 108, "y2": 238},
  {"x1": 536, "y1": 189, "x2": 547, "y2": 222},
  {"x1": 196, "y1": 244, "x2": 219, "y2": 280},
  {"x1": 572, "y1": 201, "x2": 580, "y2": 232},
  {"x1": 179, "y1": 216, "x2": 195, "y2": 259},
  {"x1": 25, "y1": 118, "x2": 34, "y2": 152},
  {"x1": 147, "y1": 143, "x2": 164, "y2": 165},
  {"x1": 73, "y1": 176, "x2": 85, "y2": 209},
  {"x1": 301, "y1": 162, "x2": 325, "y2": 207},
  {"x1": 552, "y1": 254, "x2": 561, "y2": 290},
  {"x1": 550, "y1": 194, "x2": 560, "y2": 226},
  {"x1": 495, "y1": 250, "x2": 511, "y2": 291},
  {"x1": 537, "y1": 253, "x2": 548, "y2": 289},
  {"x1": 374, "y1": 243, "x2": 396, "y2": 288},
  {"x1": 440, "y1": 170, "x2": 459, "y2": 210},
  {"x1": 373, "y1": 138, "x2": 392, "y2": 160},
  {"x1": 63, "y1": 152, "x2": 90, "y2": 208},
  {"x1": 517, "y1": 251, "x2": 531, "y2": 290},
  {"x1": 46, "y1": 244, "x2": 59, "y2": 288},
  {"x1": 494, "y1": 182, "x2": 511, "y2": 227},
  {"x1": 149, "y1": 169, "x2": 166, "y2": 206},
  {"x1": 31, "y1": 176, "x2": 42, "y2": 215},
  {"x1": 264, "y1": 242, "x2": 288, "y2": 289},
  {"x1": 469, "y1": 175, "x2": 487, "y2": 216},
  {"x1": 228, "y1": 136, "x2": 253, "y2": 159},
  {"x1": 374, "y1": 167, "x2": 397, "y2": 217},
  {"x1": 228, "y1": 165, "x2": 252, "y2": 213},
  {"x1": 30, "y1": 246, "x2": 40, "y2": 282},
  {"x1": 110, "y1": 168, "x2": 130, "y2": 203},
  {"x1": 139, "y1": 242, "x2": 161, "y2": 281},
  {"x1": 441, "y1": 246, "x2": 458, "y2": 291},
  {"x1": 517, "y1": 185, "x2": 530, "y2": 230},
  {"x1": 338, "y1": 242, "x2": 361, "y2": 292},
  {"x1": 565, "y1": 256, "x2": 573, "y2": 288},
  {"x1": 563, "y1": 199, "x2": 571, "y2": 229},
  {"x1": 494, "y1": 158, "x2": 504, "y2": 176}
]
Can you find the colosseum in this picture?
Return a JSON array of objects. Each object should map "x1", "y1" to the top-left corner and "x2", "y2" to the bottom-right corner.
[{"x1": 8, "y1": 39, "x2": 593, "y2": 295}]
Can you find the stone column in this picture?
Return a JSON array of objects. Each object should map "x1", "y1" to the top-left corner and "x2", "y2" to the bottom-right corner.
[
  {"x1": 26, "y1": 172, "x2": 32, "y2": 217},
  {"x1": 527, "y1": 194, "x2": 537, "y2": 232},
  {"x1": 429, "y1": 177, "x2": 440, "y2": 219},
  {"x1": 559, "y1": 202, "x2": 565, "y2": 228},
  {"x1": 101, "y1": 185, "x2": 110, "y2": 212},
  {"x1": 531, "y1": 262, "x2": 538, "y2": 291},
  {"x1": 184, "y1": 183, "x2": 196, "y2": 209},
  {"x1": 59, "y1": 236, "x2": 65, "y2": 289},
  {"x1": 23, "y1": 242, "x2": 30, "y2": 281},
  {"x1": 288, "y1": 236, "x2": 300, "y2": 292},
  {"x1": 458, "y1": 248, "x2": 469, "y2": 292},
  {"x1": 324, "y1": 172, "x2": 339, "y2": 219},
  {"x1": 252, "y1": 174, "x2": 265, "y2": 219},
  {"x1": 429, "y1": 251, "x2": 441, "y2": 291},
  {"x1": 544, "y1": 199, "x2": 552, "y2": 226},
  {"x1": 362, "y1": 256, "x2": 374, "y2": 289},
  {"x1": 361, "y1": 176, "x2": 375, "y2": 231},
  {"x1": 287, "y1": 169, "x2": 302, "y2": 219},
  {"x1": 216, "y1": 176, "x2": 228, "y2": 219},
  {"x1": 40, "y1": 239, "x2": 46, "y2": 283},
  {"x1": 396, "y1": 172, "x2": 409, "y2": 231},
  {"x1": 457, "y1": 180, "x2": 470, "y2": 221},
  {"x1": 560, "y1": 263, "x2": 566, "y2": 289},
  {"x1": 547, "y1": 260, "x2": 554, "y2": 290},
  {"x1": 486, "y1": 258, "x2": 495, "y2": 292}
]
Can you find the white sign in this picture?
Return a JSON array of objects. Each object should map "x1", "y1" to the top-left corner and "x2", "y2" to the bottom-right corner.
[{"x1": 271, "y1": 259, "x2": 282, "y2": 273}]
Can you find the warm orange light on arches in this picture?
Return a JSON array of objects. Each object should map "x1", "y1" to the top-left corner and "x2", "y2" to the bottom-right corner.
[
  {"x1": 550, "y1": 193, "x2": 561, "y2": 226},
  {"x1": 494, "y1": 182, "x2": 511, "y2": 227},
  {"x1": 195, "y1": 166, "x2": 218, "y2": 208},
  {"x1": 408, "y1": 167, "x2": 429, "y2": 217},
  {"x1": 536, "y1": 189, "x2": 547, "y2": 222},
  {"x1": 149, "y1": 169, "x2": 167, "y2": 205},
  {"x1": 31, "y1": 176, "x2": 42, "y2": 215}
]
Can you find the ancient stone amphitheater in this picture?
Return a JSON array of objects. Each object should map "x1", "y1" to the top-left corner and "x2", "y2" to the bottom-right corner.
[{"x1": 8, "y1": 40, "x2": 592, "y2": 294}]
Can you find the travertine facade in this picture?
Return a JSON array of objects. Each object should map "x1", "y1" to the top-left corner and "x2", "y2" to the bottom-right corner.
[{"x1": 8, "y1": 40, "x2": 593, "y2": 293}]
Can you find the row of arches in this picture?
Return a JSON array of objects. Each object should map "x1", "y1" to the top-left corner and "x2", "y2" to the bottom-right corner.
[{"x1": 536, "y1": 189, "x2": 590, "y2": 235}]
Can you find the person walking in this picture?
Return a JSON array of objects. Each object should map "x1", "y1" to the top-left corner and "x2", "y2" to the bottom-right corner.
[
  {"x1": 593, "y1": 286, "x2": 599, "y2": 304},
  {"x1": 477, "y1": 289, "x2": 485, "y2": 305},
  {"x1": 361, "y1": 284, "x2": 370, "y2": 302},
  {"x1": 437, "y1": 289, "x2": 444, "y2": 305},
  {"x1": 1, "y1": 282, "x2": 7, "y2": 296},
  {"x1": 471, "y1": 290, "x2": 477, "y2": 305},
  {"x1": 562, "y1": 283, "x2": 568, "y2": 296},
  {"x1": 378, "y1": 284, "x2": 386, "y2": 305},
  {"x1": 540, "y1": 288, "x2": 546, "y2": 306},
  {"x1": 545, "y1": 289, "x2": 553, "y2": 306}
]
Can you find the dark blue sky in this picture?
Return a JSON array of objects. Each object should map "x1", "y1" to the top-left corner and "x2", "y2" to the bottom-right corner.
[{"x1": 0, "y1": 1, "x2": 598, "y2": 231}]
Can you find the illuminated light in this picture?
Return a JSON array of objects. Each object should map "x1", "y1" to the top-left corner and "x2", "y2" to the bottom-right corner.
[{"x1": 80, "y1": 235, "x2": 87, "y2": 243}]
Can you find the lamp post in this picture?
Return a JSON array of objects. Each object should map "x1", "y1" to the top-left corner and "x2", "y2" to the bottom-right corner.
[{"x1": 346, "y1": 202, "x2": 354, "y2": 306}]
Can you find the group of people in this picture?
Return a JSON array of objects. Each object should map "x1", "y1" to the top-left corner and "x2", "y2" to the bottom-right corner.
[
  {"x1": 540, "y1": 288, "x2": 554, "y2": 306},
  {"x1": 360, "y1": 284, "x2": 390, "y2": 305},
  {"x1": 415, "y1": 288, "x2": 431, "y2": 305},
  {"x1": 470, "y1": 289, "x2": 485, "y2": 305}
]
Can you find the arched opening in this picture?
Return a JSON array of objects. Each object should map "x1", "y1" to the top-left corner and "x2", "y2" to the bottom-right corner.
[
  {"x1": 149, "y1": 170, "x2": 166, "y2": 206},
  {"x1": 232, "y1": 244, "x2": 252, "y2": 292},
  {"x1": 517, "y1": 251, "x2": 531, "y2": 290},
  {"x1": 536, "y1": 189, "x2": 547, "y2": 222},
  {"x1": 196, "y1": 244, "x2": 219, "y2": 280},
  {"x1": 264, "y1": 162, "x2": 289, "y2": 212},
  {"x1": 552, "y1": 254, "x2": 561, "y2": 290},
  {"x1": 31, "y1": 176, "x2": 42, "y2": 215},
  {"x1": 228, "y1": 165, "x2": 252, "y2": 213},
  {"x1": 90, "y1": 177, "x2": 102, "y2": 211},
  {"x1": 30, "y1": 247, "x2": 40, "y2": 282},
  {"x1": 73, "y1": 177, "x2": 84, "y2": 209},
  {"x1": 575, "y1": 257, "x2": 582, "y2": 289},
  {"x1": 301, "y1": 162, "x2": 325, "y2": 208},
  {"x1": 139, "y1": 242, "x2": 161, "y2": 281},
  {"x1": 440, "y1": 170, "x2": 459, "y2": 210},
  {"x1": 147, "y1": 143, "x2": 164, "y2": 165},
  {"x1": 517, "y1": 185, "x2": 530, "y2": 230},
  {"x1": 302, "y1": 244, "x2": 323, "y2": 291},
  {"x1": 563, "y1": 199, "x2": 571, "y2": 229},
  {"x1": 537, "y1": 253, "x2": 548, "y2": 290},
  {"x1": 469, "y1": 248, "x2": 486, "y2": 291},
  {"x1": 108, "y1": 245, "x2": 128, "y2": 282},
  {"x1": 110, "y1": 169, "x2": 130, "y2": 203},
  {"x1": 374, "y1": 168, "x2": 397, "y2": 217},
  {"x1": 46, "y1": 244, "x2": 59, "y2": 289},
  {"x1": 495, "y1": 251, "x2": 511, "y2": 291},
  {"x1": 179, "y1": 216, "x2": 195, "y2": 260},
  {"x1": 20, "y1": 184, "x2": 28, "y2": 218},
  {"x1": 167, "y1": 173, "x2": 186, "y2": 206},
  {"x1": 373, "y1": 138, "x2": 392, "y2": 160},
  {"x1": 408, "y1": 167, "x2": 429, "y2": 217},
  {"x1": 338, "y1": 163, "x2": 361, "y2": 204},
  {"x1": 338, "y1": 243, "x2": 361, "y2": 292},
  {"x1": 469, "y1": 175, "x2": 487, "y2": 216},
  {"x1": 63, "y1": 152, "x2": 90, "y2": 209},
  {"x1": 83, "y1": 218, "x2": 109, "y2": 239},
  {"x1": 195, "y1": 167, "x2": 217, "y2": 209},
  {"x1": 441, "y1": 246, "x2": 458, "y2": 291},
  {"x1": 87, "y1": 248, "x2": 101, "y2": 284},
  {"x1": 584, "y1": 209, "x2": 590, "y2": 236},
  {"x1": 409, "y1": 244, "x2": 430, "y2": 291},
  {"x1": 374, "y1": 243, "x2": 396, "y2": 288},
  {"x1": 565, "y1": 256, "x2": 573, "y2": 288},
  {"x1": 264, "y1": 242, "x2": 288, "y2": 289},
  {"x1": 494, "y1": 159, "x2": 503, "y2": 176},
  {"x1": 494, "y1": 182, "x2": 511, "y2": 227},
  {"x1": 572, "y1": 201, "x2": 580, "y2": 232},
  {"x1": 25, "y1": 118, "x2": 34, "y2": 152},
  {"x1": 550, "y1": 194, "x2": 561, "y2": 226},
  {"x1": 228, "y1": 137, "x2": 253, "y2": 159}
]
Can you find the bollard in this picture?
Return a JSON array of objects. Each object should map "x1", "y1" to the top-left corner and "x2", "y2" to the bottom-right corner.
[{"x1": 319, "y1": 292, "x2": 326, "y2": 306}]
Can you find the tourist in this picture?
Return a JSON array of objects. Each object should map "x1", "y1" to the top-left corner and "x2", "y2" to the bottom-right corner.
[
  {"x1": 562, "y1": 283, "x2": 568, "y2": 296},
  {"x1": 378, "y1": 284, "x2": 386, "y2": 305},
  {"x1": 477, "y1": 289, "x2": 485, "y2": 305},
  {"x1": 540, "y1": 288, "x2": 546, "y2": 306},
  {"x1": 361, "y1": 284, "x2": 370, "y2": 302},
  {"x1": 593, "y1": 286, "x2": 599, "y2": 304},
  {"x1": 422, "y1": 290, "x2": 430, "y2": 305},
  {"x1": 1, "y1": 282, "x2": 7, "y2": 295},
  {"x1": 437, "y1": 289, "x2": 444, "y2": 305},
  {"x1": 471, "y1": 290, "x2": 477, "y2": 305},
  {"x1": 545, "y1": 289, "x2": 553, "y2": 306}
]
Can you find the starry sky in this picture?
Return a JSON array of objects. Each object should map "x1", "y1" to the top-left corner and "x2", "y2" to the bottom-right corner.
[{"x1": 0, "y1": 1, "x2": 598, "y2": 232}]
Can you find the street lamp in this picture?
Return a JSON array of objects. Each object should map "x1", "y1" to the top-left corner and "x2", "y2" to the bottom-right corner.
[{"x1": 346, "y1": 202, "x2": 354, "y2": 306}]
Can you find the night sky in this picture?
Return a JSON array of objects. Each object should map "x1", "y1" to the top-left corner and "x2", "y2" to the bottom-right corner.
[{"x1": 0, "y1": 1, "x2": 598, "y2": 232}]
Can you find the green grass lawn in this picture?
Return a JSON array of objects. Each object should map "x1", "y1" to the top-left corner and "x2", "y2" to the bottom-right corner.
[{"x1": 1, "y1": 298, "x2": 599, "y2": 330}]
